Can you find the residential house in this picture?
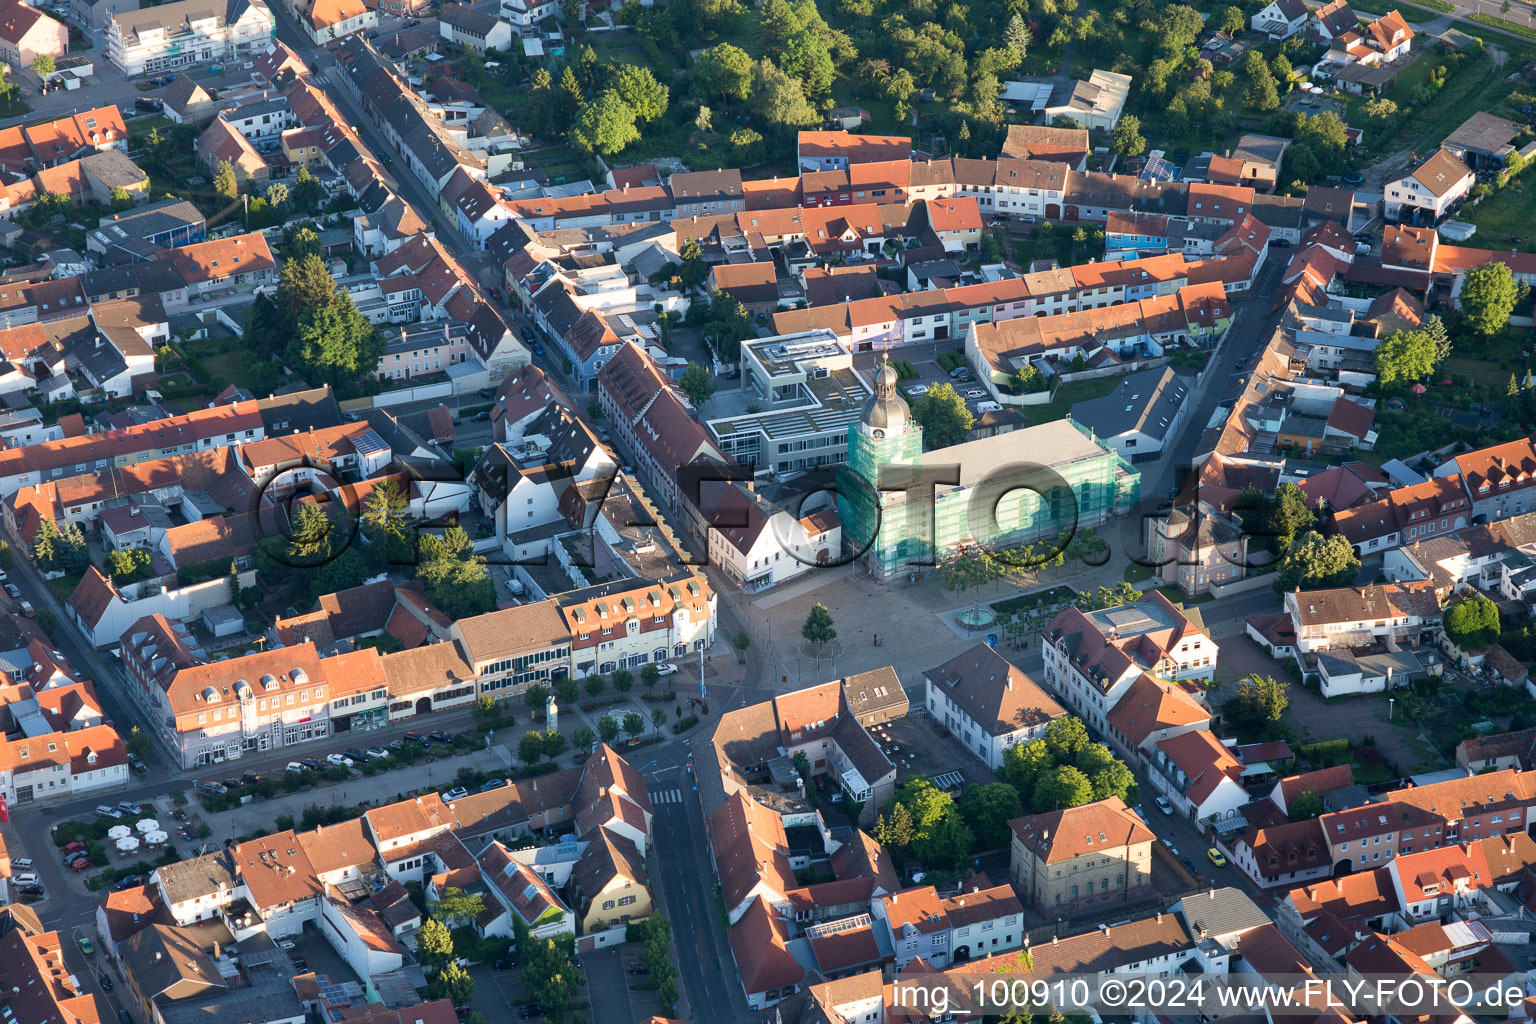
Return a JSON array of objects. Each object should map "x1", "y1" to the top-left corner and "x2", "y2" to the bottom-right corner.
[
  {"x1": 1009, "y1": 796, "x2": 1155, "y2": 915},
  {"x1": 1384, "y1": 149, "x2": 1475, "y2": 224},
  {"x1": 0, "y1": 0, "x2": 68, "y2": 69},
  {"x1": 923, "y1": 642, "x2": 1066, "y2": 771},
  {"x1": 106, "y1": 0, "x2": 274, "y2": 77},
  {"x1": 1251, "y1": 0, "x2": 1309, "y2": 39}
]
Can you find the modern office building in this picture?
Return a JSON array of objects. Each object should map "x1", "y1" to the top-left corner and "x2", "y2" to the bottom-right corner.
[{"x1": 837, "y1": 358, "x2": 1139, "y2": 579}]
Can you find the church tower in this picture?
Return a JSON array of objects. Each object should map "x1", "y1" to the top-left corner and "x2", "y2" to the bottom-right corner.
[{"x1": 837, "y1": 356, "x2": 924, "y2": 578}]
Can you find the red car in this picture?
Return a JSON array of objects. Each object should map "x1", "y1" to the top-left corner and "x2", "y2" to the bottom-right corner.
[
  {"x1": 62, "y1": 841, "x2": 85, "y2": 855},
  {"x1": 68, "y1": 856, "x2": 92, "y2": 871},
  {"x1": 489, "y1": 286, "x2": 502, "y2": 300}
]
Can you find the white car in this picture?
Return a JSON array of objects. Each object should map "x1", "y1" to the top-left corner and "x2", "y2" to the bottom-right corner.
[
  {"x1": 654, "y1": 663, "x2": 680, "y2": 676},
  {"x1": 964, "y1": 389, "x2": 986, "y2": 399},
  {"x1": 326, "y1": 753, "x2": 353, "y2": 767},
  {"x1": 907, "y1": 385, "x2": 929, "y2": 397},
  {"x1": 365, "y1": 747, "x2": 389, "y2": 759},
  {"x1": 1156, "y1": 796, "x2": 1174, "y2": 815}
]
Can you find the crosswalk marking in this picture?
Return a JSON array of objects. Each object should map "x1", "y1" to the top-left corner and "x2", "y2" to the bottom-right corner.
[{"x1": 652, "y1": 788, "x2": 682, "y2": 804}]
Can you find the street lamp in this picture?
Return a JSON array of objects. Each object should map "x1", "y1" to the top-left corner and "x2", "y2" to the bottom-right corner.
[{"x1": 1388, "y1": 698, "x2": 1394, "y2": 720}]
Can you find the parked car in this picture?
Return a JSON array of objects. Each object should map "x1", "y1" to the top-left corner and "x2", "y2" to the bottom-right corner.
[
  {"x1": 4, "y1": 584, "x2": 19, "y2": 599},
  {"x1": 428, "y1": 731, "x2": 452, "y2": 745},
  {"x1": 241, "y1": 772, "x2": 260, "y2": 786},
  {"x1": 477, "y1": 388, "x2": 496, "y2": 400},
  {"x1": 518, "y1": 1006, "x2": 542, "y2": 1020},
  {"x1": 479, "y1": 778, "x2": 509, "y2": 792},
  {"x1": 493, "y1": 958, "x2": 513, "y2": 972},
  {"x1": 489, "y1": 286, "x2": 502, "y2": 300},
  {"x1": 365, "y1": 747, "x2": 389, "y2": 759},
  {"x1": 627, "y1": 962, "x2": 649, "y2": 975},
  {"x1": 133, "y1": 97, "x2": 162, "y2": 112},
  {"x1": 62, "y1": 841, "x2": 85, "y2": 855},
  {"x1": 1206, "y1": 847, "x2": 1227, "y2": 867},
  {"x1": 472, "y1": 411, "x2": 490, "y2": 422},
  {"x1": 325, "y1": 753, "x2": 353, "y2": 767},
  {"x1": 197, "y1": 782, "x2": 226, "y2": 795},
  {"x1": 17, "y1": 884, "x2": 43, "y2": 896},
  {"x1": 95, "y1": 805, "x2": 123, "y2": 819},
  {"x1": 343, "y1": 749, "x2": 369, "y2": 764},
  {"x1": 77, "y1": 937, "x2": 94, "y2": 955},
  {"x1": 117, "y1": 801, "x2": 141, "y2": 815},
  {"x1": 300, "y1": 757, "x2": 324, "y2": 770},
  {"x1": 442, "y1": 786, "x2": 469, "y2": 801},
  {"x1": 906, "y1": 384, "x2": 928, "y2": 397},
  {"x1": 285, "y1": 761, "x2": 305, "y2": 772},
  {"x1": 114, "y1": 875, "x2": 145, "y2": 891},
  {"x1": 99, "y1": 974, "x2": 112, "y2": 991},
  {"x1": 655, "y1": 663, "x2": 679, "y2": 676},
  {"x1": 119, "y1": 1012, "x2": 131, "y2": 1024},
  {"x1": 1155, "y1": 796, "x2": 1174, "y2": 815},
  {"x1": 222, "y1": 778, "x2": 242, "y2": 791},
  {"x1": 401, "y1": 732, "x2": 425, "y2": 746}
]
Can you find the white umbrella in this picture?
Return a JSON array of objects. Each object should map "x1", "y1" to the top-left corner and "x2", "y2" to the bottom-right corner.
[
  {"x1": 144, "y1": 831, "x2": 168, "y2": 845},
  {"x1": 115, "y1": 836, "x2": 140, "y2": 853},
  {"x1": 107, "y1": 825, "x2": 131, "y2": 840},
  {"x1": 135, "y1": 818, "x2": 159, "y2": 834}
]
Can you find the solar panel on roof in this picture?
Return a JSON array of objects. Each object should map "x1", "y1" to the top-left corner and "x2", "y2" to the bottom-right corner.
[{"x1": 352, "y1": 429, "x2": 390, "y2": 458}]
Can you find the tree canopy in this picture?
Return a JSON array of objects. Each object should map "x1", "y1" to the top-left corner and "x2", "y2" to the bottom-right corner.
[
  {"x1": 1276, "y1": 530, "x2": 1360, "y2": 591},
  {"x1": 1375, "y1": 329, "x2": 1437, "y2": 387},
  {"x1": 1444, "y1": 594, "x2": 1500, "y2": 650},
  {"x1": 1460, "y1": 261, "x2": 1520, "y2": 336},
  {"x1": 912, "y1": 382, "x2": 974, "y2": 448}
]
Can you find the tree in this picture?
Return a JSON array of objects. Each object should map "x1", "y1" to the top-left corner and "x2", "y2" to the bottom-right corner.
[
  {"x1": 127, "y1": 726, "x2": 151, "y2": 760},
  {"x1": 911, "y1": 383, "x2": 974, "y2": 448},
  {"x1": 780, "y1": 32, "x2": 834, "y2": 98},
  {"x1": 1214, "y1": 4, "x2": 1244, "y2": 34},
  {"x1": 415, "y1": 918, "x2": 454, "y2": 971},
  {"x1": 360, "y1": 478, "x2": 411, "y2": 563},
  {"x1": 214, "y1": 159, "x2": 238, "y2": 201},
  {"x1": 957, "y1": 782, "x2": 1021, "y2": 850},
  {"x1": 29, "y1": 53, "x2": 54, "y2": 78},
  {"x1": 1033, "y1": 765, "x2": 1094, "y2": 811},
  {"x1": 1271, "y1": 53, "x2": 1293, "y2": 85},
  {"x1": 695, "y1": 43, "x2": 753, "y2": 102},
  {"x1": 1245, "y1": 67, "x2": 1280, "y2": 111},
  {"x1": 892, "y1": 778, "x2": 973, "y2": 867},
  {"x1": 1375, "y1": 329, "x2": 1437, "y2": 386},
  {"x1": 571, "y1": 90, "x2": 640, "y2": 156},
  {"x1": 1004, "y1": 12, "x2": 1030, "y2": 59},
  {"x1": 1289, "y1": 788, "x2": 1323, "y2": 821},
  {"x1": 1044, "y1": 716, "x2": 1090, "y2": 763},
  {"x1": 641, "y1": 664, "x2": 661, "y2": 692},
  {"x1": 109, "y1": 185, "x2": 134, "y2": 211},
  {"x1": 265, "y1": 182, "x2": 289, "y2": 208},
  {"x1": 106, "y1": 547, "x2": 152, "y2": 583},
  {"x1": 542, "y1": 729, "x2": 567, "y2": 758},
  {"x1": 1110, "y1": 114, "x2": 1145, "y2": 160},
  {"x1": 1000, "y1": 738, "x2": 1053, "y2": 796},
  {"x1": 428, "y1": 961, "x2": 474, "y2": 1007},
  {"x1": 415, "y1": 525, "x2": 496, "y2": 619},
  {"x1": 292, "y1": 164, "x2": 323, "y2": 213},
  {"x1": 288, "y1": 294, "x2": 383, "y2": 394},
  {"x1": 1362, "y1": 97, "x2": 1398, "y2": 122},
  {"x1": 680, "y1": 363, "x2": 715, "y2": 406},
  {"x1": 1277, "y1": 530, "x2": 1360, "y2": 591},
  {"x1": 429, "y1": 887, "x2": 485, "y2": 926},
  {"x1": 872, "y1": 801, "x2": 915, "y2": 849},
  {"x1": 802, "y1": 602, "x2": 836, "y2": 666},
  {"x1": 610, "y1": 64, "x2": 669, "y2": 123},
  {"x1": 555, "y1": 676, "x2": 580, "y2": 706},
  {"x1": 622, "y1": 711, "x2": 645, "y2": 740},
  {"x1": 523, "y1": 682, "x2": 550, "y2": 717},
  {"x1": 730, "y1": 127, "x2": 765, "y2": 166},
  {"x1": 1225, "y1": 674, "x2": 1290, "y2": 731},
  {"x1": 472, "y1": 694, "x2": 501, "y2": 732},
  {"x1": 613, "y1": 668, "x2": 633, "y2": 692},
  {"x1": 572, "y1": 726, "x2": 594, "y2": 750},
  {"x1": 598, "y1": 715, "x2": 620, "y2": 744},
  {"x1": 1261, "y1": 482, "x2": 1315, "y2": 554},
  {"x1": 651, "y1": 707, "x2": 666, "y2": 730},
  {"x1": 1444, "y1": 594, "x2": 1500, "y2": 650},
  {"x1": 518, "y1": 731, "x2": 545, "y2": 765},
  {"x1": 277, "y1": 253, "x2": 339, "y2": 323},
  {"x1": 1460, "y1": 260, "x2": 1520, "y2": 336},
  {"x1": 732, "y1": 629, "x2": 751, "y2": 654},
  {"x1": 750, "y1": 58, "x2": 819, "y2": 127},
  {"x1": 1424, "y1": 313, "x2": 1452, "y2": 362}
]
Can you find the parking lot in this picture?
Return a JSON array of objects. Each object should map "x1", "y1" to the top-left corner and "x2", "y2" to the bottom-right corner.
[
  {"x1": 478, "y1": 957, "x2": 592, "y2": 1021},
  {"x1": 853, "y1": 347, "x2": 999, "y2": 417}
]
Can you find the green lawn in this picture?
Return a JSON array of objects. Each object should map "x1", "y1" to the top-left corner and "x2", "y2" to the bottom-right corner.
[
  {"x1": 1465, "y1": 179, "x2": 1536, "y2": 251},
  {"x1": 1019, "y1": 374, "x2": 1121, "y2": 427}
]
